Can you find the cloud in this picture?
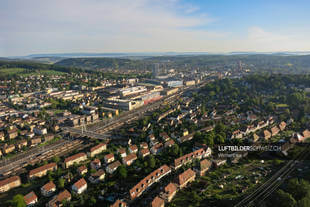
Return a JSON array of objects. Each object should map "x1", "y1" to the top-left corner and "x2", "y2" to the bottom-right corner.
[{"x1": 1, "y1": 1, "x2": 310, "y2": 56}]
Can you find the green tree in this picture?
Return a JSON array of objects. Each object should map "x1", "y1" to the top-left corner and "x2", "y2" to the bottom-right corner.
[
  {"x1": 296, "y1": 196, "x2": 310, "y2": 207},
  {"x1": 117, "y1": 165, "x2": 128, "y2": 179},
  {"x1": 148, "y1": 155, "x2": 156, "y2": 169},
  {"x1": 58, "y1": 177, "x2": 65, "y2": 189},
  {"x1": 53, "y1": 156, "x2": 60, "y2": 163},
  {"x1": 273, "y1": 189, "x2": 296, "y2": 207},
  {"x1": 11, "y1": 194, "x2": 26, "y2": 207}
]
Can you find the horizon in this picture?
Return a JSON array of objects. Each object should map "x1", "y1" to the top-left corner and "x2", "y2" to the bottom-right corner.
[{"x1": 1, "y1": 0, "x2": 310, "y2": 56}]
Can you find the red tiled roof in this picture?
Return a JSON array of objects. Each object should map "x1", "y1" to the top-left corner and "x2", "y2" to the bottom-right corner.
[
  {"x1": 0, "y1": 176, "x2": 20, "y2": 187},
  {"x1": 29, "y1": 162, "x2": 57, "y2": 176},
  {"x1": 104, "y1": 153, "x2": 114, "y2": 160},
  {"x1": 42, "y1": 181, "x2": 56, "y2": 191},
  {"x1": 107, "y1": 161, "x2": 121, "y2": 170},
  {"x1": 164, "y1": 183, "x2": 177, "y2": 195},
  {"x1": 303, "y1": 129, "x2": 310, "y2": 139},
  {"x1": 90, "y1": 143, "x2": 106, "y2": 152},
  {"x1": 64, "y1": 152, "x2": 86, "y2": 163},
  {"x1": 130, "y1": 165, "x2": 171, "y2": 199},
  {"x1": 123, "y1": 153, "x2": 137, "y2": 163},
  {"x1": 24, "y1": 191, "x2": 37, "y2": 205},
  {"x1": 151, "y1": 196, "x2": 164, "y2": 207},
  {"x1": 73, "y1": 178, "x2": 87, "y2": 189},
  {"x1": 56, "y1": 189, "x2": 71, "y2": 203},
  {"x1": 178, "y1": 168, "x2": 195, "y2": 186}
]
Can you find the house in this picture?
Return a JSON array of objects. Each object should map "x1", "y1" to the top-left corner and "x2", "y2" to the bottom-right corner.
[
  {"x1": 173, "y1": 148, "x2": 211, "y2": 169},
  {"x1": 140, "y1": 142, "x2": 148, "y2": 149},
  {"x1": 159, "y1": 132, "x2": 170, "y2": 142},
  {"x1": 77, "y1": 165, "x2": 88, "y2": 176},
  {"x1": 122, "y1": 153, "x2": 137, "y2": 166},
  {"x1": 198, "y1": 159, "x2": 212, "y2": 176},
  {"x1": 106, "y1": 160, "x2": 122, "y2": 174},
  {"x1": 130, "y1": 165, "x2": 171, "y2": 200},
  {"x1": 213, "y1": 159, "x2": 227, "y2": 168},
  {"x1": 90, "y1": 159, "x2": 101, "y2": 170},
  {"x1": 104, "y1": 153, "x2": 115, "y2": 164},
  {"x1": 88, "y1": 143, "x2": 107, "y2": 157},
  {"x1": 139, "y1": 148, "x2": 150, "y2": 158},
  {"x1": 252, "y1": 133, "x2": 260, "y2": 143},
  {"x1": 29, "y1": 162, "x2": 57, "y2": 179},
  {"x1": 263, "y1": 130, "x2": 271, "y2": 140},
  {"x1": 178, "y1": 168, "x2": 196, "y2": 189},
  {"x1": 164, "y1": 139, "x2": 175, "y2": 148},
  {"x1": 231, "y1": 130, "x2": 243, "y2": 139},
  {"x1": 0, "y1": 176, "x2": 21, "y2": 193},
  {"x1": 151, "y1": 196, "x2": 165, "y2": 207},
  {"x1": 110, "y1": 200, "x2": 128, "y2": 207},
  {"x1": 24, "y1": 191, "x2": 38, "y2": 206},
  {"x1": 177, "y1": 133, "x2": 194, "y2": 143},
  {"x1": 106, "y1": 161, "x2": 121, "y2": 174},
  {"x1": 0, "y1": 132, "x2": 4, "y2": 141},
  {"x1": 6, "y1": 128, "x2": 18, "y2": 139},
  {"x1": 279, "y1": 121, "x2": 286, "y2": 131},
  {"x1": 128, "y1": 145, "x2": 138, "y2": 154},
  {"x1": 89, "y1": 169, "x2": 105, "y2": 184},
  {"x1": 63, "y1": 153, "x2": 87, "y2": 168},
  {"x1": 44, "y1": 134, "x2": 54, "y2": 142},
  {"x1": 33, "y1": 127, "x2": 47, "y2": 135},
  {"x1": 148, "y1": 134, "x2": 156, "y2": 142},
  {"x1": 46, "y1": 189, "x2": 71, "y2": 207},
  {"x1": 161, "y1": 182, "x2": 177, "y2": 202},
  {"x1": 41, "y1": 181, "x2": 56, "y2": 197},
  {"x1": 271, "y1": 126, "x2": 280, "y2": 136},
  {"x1": 151, "y1": 143, "x2": 164, "y2": 155},
  {"x1": 72, "y1": 178, "x2": 87, "y2": 194},
  {"x1": 302, "y1": 129, "x2": 310, "y2": 140},
  {"x1": 2, "y1": 144, "x2": 15, "y2": 154},
  {"x1": 16, "y1": 139, "x2": 28, "y2": 150},
  {"x1": 117, "y1": 148, "x2": 127, "y2": 158},
  {"x1": 29, "y1": 137, "x2": 42, "y2": 146}
]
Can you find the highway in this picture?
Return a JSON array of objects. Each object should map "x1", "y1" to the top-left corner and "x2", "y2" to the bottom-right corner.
[{"x1": 234, "y1": 145, "x2": 310, "y2": 207}]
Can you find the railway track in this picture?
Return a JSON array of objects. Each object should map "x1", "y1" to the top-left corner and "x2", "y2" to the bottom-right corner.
[{"x1": 234, "y1": 144, "x2": 310, "y2": 207}]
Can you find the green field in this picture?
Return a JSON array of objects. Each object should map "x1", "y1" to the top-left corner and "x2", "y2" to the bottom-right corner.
[{"x1": 0, "y1": 68, "x2": 66, "y2": 77}]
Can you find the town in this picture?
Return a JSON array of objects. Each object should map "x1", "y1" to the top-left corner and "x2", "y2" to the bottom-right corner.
[{"x1": 1, "y1": 55, "x2": 310, "y2": 207}]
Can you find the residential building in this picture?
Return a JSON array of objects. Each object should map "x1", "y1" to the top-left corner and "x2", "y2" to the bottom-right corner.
[
  {"x1": 151, "y1": 196, "x2": 165, "y2": 207},
  {"x1": 88, "y1": 143, "x2": 107, "y2": 157},
  {"x1": 46, "y1": 189, "x2": 71, "y2": 207},
  {"x1": 63, "y1": 153, "x2": 87, "y2": 168},
  {"x1": 130, "y1": 165, "x2": 171, "y2": 200},
  {"x1": 122, "y1": 153, "x2": 137, "y2": 166},
  {"x1": 104, "y1": 153, "x2": 115, "y2": 164},
  {"x1": 72, "y1": 178, "x2": 87, "y2": 194},
  {"x1": 106, "y1": 161, "x2": 121, "y2": 174},
  {"x1": 89, "y1": 169, "x2": 105, "y2": 184},
  {"x1": 161, "y1": 182, "x2": 177, "y2": 202},
  {"x1": 41, "y1": 181, "x2": 56, "y2": 197},
  {"x1": 117, "y1": 148, "x2": 127, "y2": 158},
  {"x1": 24, "y1": 191, "x2": 38, "y2": 206},
  {"x1": 178, "y1": 168, "x2": 196, "y2": 189},
  {"x1": 150, "y1": 143, "x2": 163, "y2": 155},
  {"x1": 29, "y1": 162, "x2": 57, "y2": 179},
  {"x1": 197, "y1": 159, "x2": 212, "y2": 176},
  {"x1": 271, "y1": 126, "x2": 280, "y2": 136},
  {"x1": 139, "y1": 148, "x2": 150, "y2": 158},
  {"x1": 0, "y1": 176, "x2": 21, "y2": 193},
  {"x1": 77, "y1": 165, "x2": 88, "y2": 176},
  {"x1": 90, "y1": 159, "x2": 101, "y2": 170},
  {"x1": 128, "y1": 145, "x2": 138, "y2": 154}
]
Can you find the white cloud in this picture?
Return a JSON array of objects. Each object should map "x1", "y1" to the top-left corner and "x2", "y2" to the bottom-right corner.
[{"x1": 0, "y1": 1, "x2": 310, "y2": 56}]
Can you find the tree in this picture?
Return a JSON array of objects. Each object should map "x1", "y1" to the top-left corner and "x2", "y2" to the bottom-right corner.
[
  {"x1": 11, "y1": 194, "x2": 26, "y2": 207},
  {"x1": 297, "y1": 196, "x2": 310, "y2": 207},
  {"x1": 58, "y1": 178, "x2": 65, "y2": 189},
  {"x1": 53, "y1": 156, "x2": 60, "y2": 163},
  {"x1": 118, "y1": 165, "x2": 127, "y2": 179},
  {"x1": 148, "y1": 155, "x2": 156, "y2": 169},
  {"x1": 273, "y1": 189, "x2": 296, "y2": 207},
  {"x1": 287, "y1": 178, "x2": 310, "y2": 200}
]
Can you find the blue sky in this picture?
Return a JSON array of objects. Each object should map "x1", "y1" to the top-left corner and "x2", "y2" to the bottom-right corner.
[{"x1": 1, "y1": 0, "x2": 310, "y2": 56}]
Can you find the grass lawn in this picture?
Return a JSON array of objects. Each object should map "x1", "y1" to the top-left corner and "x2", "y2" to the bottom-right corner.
[{"x1": 0, "y1": 67, "x2": 66, "y2": 77}]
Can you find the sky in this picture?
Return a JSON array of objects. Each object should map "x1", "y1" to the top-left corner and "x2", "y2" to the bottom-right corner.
[{"x1": 1, "y1": 0, "x2": 310, "y2": 56}]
